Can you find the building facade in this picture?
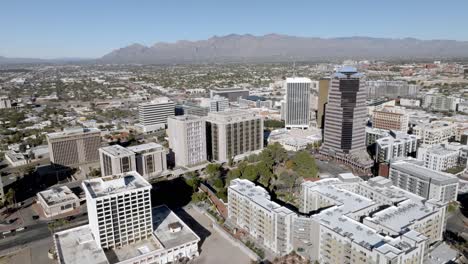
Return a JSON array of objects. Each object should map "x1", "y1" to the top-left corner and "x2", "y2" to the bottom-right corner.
[
  {"x1": 321, "y1": 67, "x2": 373, "y2": 171},
  {"x1": 209, "y1": 95, "x2": 229, "y2": 112},
  {"x1": 423, "y1": 94, "x2": 460, "y2": 112},
  {"x1": 412, "y1": 121, "x2": 455, "y2": 145},
  {"x1": 375, "y1": 131, "x2": 418, "y2": 163},
  {"x1": 210, "y1": 87, "x2": 249, "y2": 102},
  {"x1": 47, "y1": 128, "x2": 101, "y2": 167},
  {"x1": 372, "y1": 106, "x2": 409, "y2": 133},
  {"x1": 389, "y1": 160, "x2": 459, "y2": 203},
  {"x1": 417, "y1": 144, "x2": 460, "y2": 171},
  {"x1": 168, "y1": 115, "x2": 207, "y2": 167},
  {"x1": 127, "y1": 143, "x2": 168, "y2": 179},
  {"x1": 138, "y1": 97, "x2": 175, "y2": 132},
  {"x1": 37, "y1": 186, "x2": 80, "y2": 218},
  {"x1": 285, "y1": 77, "x2": 312, "y2": 129},
  {"x1": 316, "y1": 78, "x2": 330, "y2": 129},
  {"x1": 206, "y1": 110, "x2": 263, "y2": 163},
  {"x1": 99, "y1": 145, "x2": 136, "y2": 176}
]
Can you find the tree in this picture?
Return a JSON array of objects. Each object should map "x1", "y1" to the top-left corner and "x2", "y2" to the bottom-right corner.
[
  {"x1": 205, "y1": 163, "x2": 221, "y2": 179},
  {"x1": 242, "y1": 165, "x2": 259, "y2": 182},
  {"x1": 256, "y1": 161, "x2": 273, "y2": 188},
  {"x1": 213, "y1": 178, "x2": 224, "y2": 190},
  {"x1": 266, "y1": 142, "x2": 288, "y2": 164},
  {"x1": 291, "y1": 151, "x2": 318, "y2": 178},
  {"x1": 191, "y1": 192, "x2": 207, "y2": 203},
  {"x1": 279, "y1": 172, "x2": 298, "y2": 192},
  {"x1": 185, "y1": 176, "x2": 201, "y2": 192},
  {"x1": 5, "y1": 188, "x2": 15, "y2": 208},
  {"x1": 226, "y1": 168, "x2": 241, "y2": 187}
]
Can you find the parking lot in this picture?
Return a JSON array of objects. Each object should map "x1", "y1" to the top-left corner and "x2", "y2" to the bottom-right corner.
[{"x1": 176, "y1": 206, "x2": 252, "y2": 264}]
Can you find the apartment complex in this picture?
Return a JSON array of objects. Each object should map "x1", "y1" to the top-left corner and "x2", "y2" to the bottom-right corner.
[
  {"x1": 316, "y1": 78, "x2": 329, "y2": 129},
  {"x1": 206, "y1": 110, "x2": 263, "y2": 163},
  {"x1": 54, "y1": 172, "x2": 200, "y2": 264},
  {"x1": 138, "y1": 97, "x2": 175, "y2": 132},
  {"x1": 209, "y1": 95, "x2": 229, "y2": 112},
  {"x1": 375, "y1": 131, "x2": 418, "y2": 162},
  {"x1": 127, "y1": 143, "x2": 168, "y2": 179},
  {"x1": 365, "y1": 127, "x2": 390, "y2": 146},
  {"x1": 389, "y1": 160, "x2": 459, "y2": 203},
  {"x1": 210, "y1": 87, "x2": 249, "y2": 102},
  {"x1": 0, "y1": 96, "x2": 11, "y2": 109},
  {"x1": 321, "y1": 67, "x2": 373, "y2": 171},
  {"x1": 417, "y1": 144, "x2": 460, "y2": 171},
  {"x1": 365, "y1": 80, "x2": 419, "y2": 98},
  {"x1": 284, "y1": 77, "x2": 312, "y2": 129},
  {"x1": 413, "y1": 121, "x2": 455, "y2": 145},
  {"x1": 47, "y1": 128, "x2": 101, "y2": 167},
  {"x1": 228, "y1": 179, "x2": 295, "y2": 255},
  {"x1": 99, "y1": 145, "x2": 136, "y2": 176},
  {"x1": 372, "y1": 105, "x2": 409, "y2": 132},
  {"x1": 228, "y1": 176, "x2": 448, "y2": 263},
  {"x1": 168, "y1": 115, "x2": 207, "y2": 167}
]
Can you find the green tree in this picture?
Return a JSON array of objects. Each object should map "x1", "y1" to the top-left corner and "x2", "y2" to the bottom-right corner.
[
  {"x1": 5, "y1": 188, "x2": 16, "y2": 208},
  {"x1": 191, "y1": 192, "x2": 207, "y2": 203},
  {"x1": 185, "y1": 176, "x2": 201, "y2": 192},
  {"x1": 279, "y1": 172, "x2": 298, "y2": 192},
  {"x1": 226, "y1": 168, "x2": 241, "y2": 187},
  {"x1": 266, "y1": 142, "x2": 288, "y2": 164},
  {"x1": 256, "y1": 161, "x2": 273, "y2": 188},
  {"x1": 291, "y1": 151, "x2": 318, "y2": 178},
  {"x1": 242, "y1": 165, "x2": 259, "y2": 182},
  {"x1": 205, "y1": 163, "x2": 221, "y2": 179},
  {"x1": 213, "y1": 178, "x2": 224, "y2": 190}
]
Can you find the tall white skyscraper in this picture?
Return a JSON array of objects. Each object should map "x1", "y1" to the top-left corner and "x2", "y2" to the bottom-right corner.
[
  {"x1": 168, "y1": 115, "x2": 207, "y2": 167},
  {"x1": 138, "y1": 97, "x2": 175, "y2": 132},
  {"x1": 285, "y1": 77, "x2": 311, "y2": 129}
]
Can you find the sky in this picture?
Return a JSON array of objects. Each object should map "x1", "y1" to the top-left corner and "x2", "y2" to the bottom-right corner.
[{"x1": 1, "y1": 0, "x2": 467, "y2": 59}]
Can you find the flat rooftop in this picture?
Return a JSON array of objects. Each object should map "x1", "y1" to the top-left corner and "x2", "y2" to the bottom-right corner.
[
  {"x1": 127, "y1": 142, "x2": 165, "y2": 154},
  {"x1": 152, "y1": 205, "x2": 200, "y2": 249},
  {"x1": 54, "y1": 225, "x2": 109, "y2": 264},
  {"x1": 83, "y1": 171, "x2": 151, "y2": 198},
  {"x1": 47, "y1": 127, "x2": 100, "y2": 139},
  {"x1": 105, "y1": 236, "x2": 161, "y2": 263},
  {"x1": 139, "y1": 97, "x2": 173, "y2": 106},
  {"x1": 168, "y1": 114, "x2": 204, "y2": 122},
  {"x1": 286, "y1": 77, "x2": 312, "y2": 83},
  {"x1": 100, "y1": 144, "x2": 134, "y2": 157},
  {"x1": 211, "y1": 87, "x2": 248, "y2": 92},
  {"x1": 207, "y1": 109, "x2": 259, "y2": 122},
  {"x1": 38, "y1": 186, "x2": 79, "y2": 206}
]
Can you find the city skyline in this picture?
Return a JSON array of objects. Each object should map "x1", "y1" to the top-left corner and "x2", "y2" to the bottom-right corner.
[{"x1": 1, "y1": 0, "x2": 468, "y2": 58}]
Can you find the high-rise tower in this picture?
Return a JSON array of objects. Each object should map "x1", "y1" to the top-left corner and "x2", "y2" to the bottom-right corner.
[{"x1": 285, "y1": 77, "x2": 311, "y2": 129}]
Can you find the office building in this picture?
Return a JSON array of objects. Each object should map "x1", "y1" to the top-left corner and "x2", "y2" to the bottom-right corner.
[
  {"x1": 209, "y1": 95, "x2": 229, "y2": 112},
  {"x1": 37, "y1": 186, "x2": 80, "y2": 218},
  {"x1": 284, "y1": 77, "x2": 311, "y2": 129},
  {"x1": 367, "y1": 98, "x2": 396, "y2": 116},
  {"x1": 0, "y1": 96, "x2": 12, "y2": 109},
  {"x1": 228, "y1": 179, "x2": 295, "y2": 255},
  {"x1": 372, "y1": 106, "x2": 409, "y2": 132},
  {"x1": 365, "y1": 80, "x2": 419, "y2": 99},
  {"x1": 54, "y1": 172, "x2": 200, "y2": 264},
  {"x1": 99, "y1": 145, "x2": 136, "y2": 177},
  {"x1": 176, "y1": 103, "x2": 210, "y2": 117},
  {"x1": 268, "y1": 127, "x2": 322, "y2": 152},
  {"x1": 376, "y1": 131, "x2": 418, "y2": 162},
  {"x1": 389, "y1": 160, "x2": 459, "y2": 203},
  {"x1": 321, "y1": 67, "x2": 373, "y2": 171},
  {"x1": 47, "y1": 128, "x2": 101, "y2": 167},
  {"x1": 206, "y1": 110, "x2": 263, "y2": 163},
  {"x1": 138, "y1": 97, "x2": 175, "y2": 132},
  {"x1": 210, "y1": 87, "x2": 249, "y2": 102},
  {"x1": 423, "y1": 94, "x2": 460, "y2": 112},
  {"x1": 127, "y1": 143, "x2": 168, "y2": 179},
  {"x1": 417, "y1": 144, "x2": 461, "y2": 171},
  {"x1": 399, "y1": 98, "x2": 421, "y2": 108},
  {"x1": 168, "y1": 115, "x2": 207, "y2": 167},
  {"x1": 316, "y1": 78, "x2": 329, "y2": 129},
  {"x1": 413, "y1": 121, "x2": 455, "y2": 145}
]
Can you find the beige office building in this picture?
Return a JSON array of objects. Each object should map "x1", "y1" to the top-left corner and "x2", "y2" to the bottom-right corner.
[
  {"x1": 206, "y1": 110, "x2": 263, "y2": 163},
  {"x1": 168, "y1": 115, "x2": 207, "y2": 167},
  {"x1": 99, "y1": 145, "x2": 136, "y2": 177},
  {"x1": 372, "y1": 105, "x2": 409, "y2": 132},
  {"x1": 47, "y1": 128, "x2": 101, "y2": 167},
  {"x1": 128, "y1": 143, "x2": 168, "y2": 179}
]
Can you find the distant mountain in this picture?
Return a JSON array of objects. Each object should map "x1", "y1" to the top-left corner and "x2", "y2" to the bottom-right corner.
[
  {"x1": 0, "y1": 56, "x2": 47, "y2": 64},
  {"x1": 100, "y1": 34, "x2": 468, "y2": 64},
  {"x1": 0, "y1": 56, "x2": 92, "y2": 65}
]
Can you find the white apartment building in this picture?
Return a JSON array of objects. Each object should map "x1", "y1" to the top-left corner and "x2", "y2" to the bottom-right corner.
[
  {"x1": 412, "y1": 121, "x2": 455, "y2": 145},
  {"x1": 417, "y1": 144, "x2": 461, "y2": 171},
  {"x1": 168, "y1": 115, "x2": 207, "y2": 167},
  {"x1": 399, "y1": 98, "x2": 421, "y2": 108},
  {"x1": 365, "y1": 127, "x2": 390, "y2": 146},
  {"x1": 372, "y1": 105, "x2": 409, "y2": 133},
  {"x1": 138, "y1": 97, "x2": 175, "y2": 132},
  {"x1": 423, "y1": 94, "x2": 460, "y2": 112},
  {"x1": 209, "y1": 95, "x2": 229, "y2": 112},
  {"x1": 389, "y1": 160, "x2": 459, "y2": 203},
  {"x1": 365, "y1": 80, "x2": 419, "y2": 99},
  {"x1": 284, "y1": 77, "x2": 312, "y2": 129},
  {"x1": 127, "y1": 143, "x2": 168, "y2": 179},
  {"x1": 375, "y1": 131, "x2": 418, "y2": 162},
  {"x1": 206, "y1": 110, "x2": 263, "y2": 163},
  {"x1": 228, "y1": 179, "x2": 295, "y2": 255},
  {"x1": 54, "y1": 172, "x2": 200, "y2": 264},
  {"x1": 99, "y1": 145, "x2": 136, "y2": 176}
]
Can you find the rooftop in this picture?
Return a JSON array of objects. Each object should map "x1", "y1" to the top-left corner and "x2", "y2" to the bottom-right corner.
[
  {"x1": 285, "y1": 77, "x2": 312, "y2": 83},
  {"x1": 83, "y1": 171, "x2": 151, "y2": 198},
  {"x1": 207, "y1": 109, "x2": 260, "y2": 123},
  {"x1": 139, "y1": 97, "x2": 173, "y2": 106},
  {"x1": 127, "y1": 142, "x2": 165, "y2": 154},
  {"x1": 99, "y1": 144, "x2": 135, "y2": 157},
  {"x1": 38, "y1": 186, "x2": 79, "y2": 206},
  {"x1": 168, "y1": 114, "x2": 204, "y2": 122},
  {"x1": 47, "y1": 127, "x2": 100, "y2": 139},
  {"x1": 391, "y1": 161, "x2": 459, "y2": 185}
]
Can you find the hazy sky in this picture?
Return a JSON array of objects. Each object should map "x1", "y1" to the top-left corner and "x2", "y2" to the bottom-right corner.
[{"x1": 1, "y1": 0, "x2": 467, "y2": 58}]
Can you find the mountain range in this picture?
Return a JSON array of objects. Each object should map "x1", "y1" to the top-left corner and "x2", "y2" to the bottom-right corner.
[{"x1": 2, "y1": 34, "x2": 468, "y2": 64}]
